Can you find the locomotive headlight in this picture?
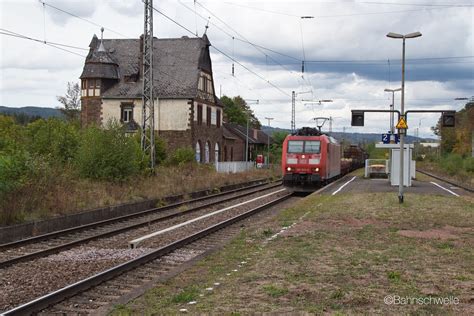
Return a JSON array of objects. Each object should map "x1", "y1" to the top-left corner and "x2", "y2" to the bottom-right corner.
[
  {"x1": 287, "y1": 167, "x2": 292, "y2": 172},
  {"x1": 301, "y1": 155, "x2": 306, "y2": 159},
  {"x1": 314, "y1": 167, "x2": 319, "y2": 172}
]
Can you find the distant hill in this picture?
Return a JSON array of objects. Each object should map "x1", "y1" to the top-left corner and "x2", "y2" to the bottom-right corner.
[
  {"x1": 261, "y1": 126, "x2": 436, "y2": 144},
  {"x1": 0, "y1": 106, "x2": 63, "y2": 118}
]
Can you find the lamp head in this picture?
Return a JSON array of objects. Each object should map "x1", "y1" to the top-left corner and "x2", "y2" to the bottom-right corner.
[
  {"x1": 387, "y1": 32, "x2": 403, "y2": 39},
  {"x1": 405, "y1": 31, "x2": 422, "y2": 38}
]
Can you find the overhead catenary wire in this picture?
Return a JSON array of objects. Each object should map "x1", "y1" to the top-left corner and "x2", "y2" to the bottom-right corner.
[
  {"x1": 38, "y1": 0, "x2": 130, "y2": 38},
  {"x1": 222, "y1": 1, "x2": 471, "y2": 18},
  {"x1": 180, "y1": 1, "x2": 473, "y2": 68},
  {"x1": 360, "y1": 1, "x2": 473, "y2": 8},
  {"x1": 184, "y1": 0, "x2": 308, "y2": 87},
  {"x1": 34, "y1": 1, "x2": 471, "y2": 69},
  {"x1": 151, "y1": 3, "x2": 291, "y2": 97},
  {"x1": 0, "y1": 28, "x2": 87, "y2": 57}
]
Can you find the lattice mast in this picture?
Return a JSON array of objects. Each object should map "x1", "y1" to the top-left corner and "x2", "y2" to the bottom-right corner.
[{"x1": 141, "y1": 0, "x2": 156, "y2": 169}]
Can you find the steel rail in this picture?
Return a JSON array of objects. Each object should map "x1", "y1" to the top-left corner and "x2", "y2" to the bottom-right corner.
[
  {"x1": 0, "y1": 183, "x2": 283, "y2": 268},
  {"x1": 417, "y1": 169, "x2": 473, "y2": 193},
  {"x1": 2, "y1": 192, "x2": 293, "y2": 315},
  {"x1": 0, "y1": 178, "x2": 278, "y2": 249}
]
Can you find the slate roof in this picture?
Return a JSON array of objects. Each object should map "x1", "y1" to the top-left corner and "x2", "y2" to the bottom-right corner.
[
  {"x1": 80, "y1": 34, "x2": 214, "y2": 100},
  {"x1": 223, "y1": 123, "x2": 257, "y2": 144},
  {"x1": 222, "y1": 125, "x2": 238, "y2": 140},
  {"x1": 255, "y1": 129, "x2": 273, "y2": 144}
]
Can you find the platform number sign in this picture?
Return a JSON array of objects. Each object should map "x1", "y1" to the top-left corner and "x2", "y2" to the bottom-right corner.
[
  {"x1": 382, "y1": 133, "x2": 399, "y2": 144},
  {"x1": 351, "y1": 110, "x2": 364, "y2": 126}
]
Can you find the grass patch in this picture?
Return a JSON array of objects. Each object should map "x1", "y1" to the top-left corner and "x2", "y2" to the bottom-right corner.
[
  {"x1": 262, "y1": 284, "x2": 288, "y2": 297},
  {"x1": 262, "y1": 228, "x2": 273, "y2": 237},
  {"x1": 387, "y1": 271, "x2": 402, "y2": 283},
  {"x1": 171, "y1": 286, "x2": 200, "y2": 303},
  {"x1": 121, "y1": 191, "x2": 474, "y2": 314}
]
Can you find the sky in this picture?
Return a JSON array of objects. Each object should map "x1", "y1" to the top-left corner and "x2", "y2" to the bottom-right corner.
[{"x1": 0, "y1": 0, "x2": 473, "y2": 138}]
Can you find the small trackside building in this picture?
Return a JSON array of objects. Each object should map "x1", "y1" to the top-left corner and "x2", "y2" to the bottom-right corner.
[{"x1": 80, "y1": 34, "x2": 223, "y2": 163}]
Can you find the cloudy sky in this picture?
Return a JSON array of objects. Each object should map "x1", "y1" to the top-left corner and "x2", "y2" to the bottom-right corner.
[{"x1": 1, "y1": 0, "x2": 473, "y2": 137}]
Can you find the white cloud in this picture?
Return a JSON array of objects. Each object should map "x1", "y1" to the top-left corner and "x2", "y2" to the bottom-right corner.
[{"x1": 0, "y1": 0, "x2": 472, "y2": 138}]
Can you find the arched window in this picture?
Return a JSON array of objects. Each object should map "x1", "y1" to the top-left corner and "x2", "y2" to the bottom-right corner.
[
  {"x1": 205, "y1": 141, "x2": 210, "y2": 163},
  {"x1": 214, "y1": 143, "x2": 220, "y2": 163},
  {"x1": 195, "y1": 141, "x2": 201, "y2": 162}
]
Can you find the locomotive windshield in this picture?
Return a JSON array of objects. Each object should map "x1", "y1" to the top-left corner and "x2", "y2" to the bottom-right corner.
[
  {"x1": 305, "y1": 141, "x2": 321, "y2": 153},
  {"x1": 288, "y1": 141, "x2": 304, "y2": 153},
  {"x1": 287, "y1": 140, "x2": 320, "y2": 153}
]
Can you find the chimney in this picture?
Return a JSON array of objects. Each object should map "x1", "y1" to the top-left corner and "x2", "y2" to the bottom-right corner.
[{"x1": 253, "y1": 129, "x2": 258, "y2": 140}]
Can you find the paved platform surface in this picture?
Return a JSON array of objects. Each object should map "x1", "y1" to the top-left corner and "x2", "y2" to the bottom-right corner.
[{"x1": 323, "y1": 174, "x2": 470, "y2": 197}]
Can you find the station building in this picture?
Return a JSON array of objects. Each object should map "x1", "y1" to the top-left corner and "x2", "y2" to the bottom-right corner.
[{"x1": 79, "y1": 33, "x2": 223, "y2": 163}]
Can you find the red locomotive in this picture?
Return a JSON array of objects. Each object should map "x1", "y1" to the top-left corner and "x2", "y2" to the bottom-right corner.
[{"x1": 281, "y1": 127, "x2": 366, "y2": 191}]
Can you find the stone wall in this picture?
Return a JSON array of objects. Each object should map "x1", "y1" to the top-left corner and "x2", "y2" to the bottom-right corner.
[
  {"x1": 223, "y1": 136, "x2": 245, "y2": 161},
  {"x1": 81, "y1": 97, "x2": 102, "y2": 126},
  {"x1": 192, "y1": 121, "x2": 223, "y2": 163},
  {"x1": 159, "y1": 130, "x2": 193, "y2": 154}
]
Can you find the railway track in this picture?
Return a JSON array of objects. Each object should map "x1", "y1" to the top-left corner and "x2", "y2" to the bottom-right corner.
[
  {"x1": 417, "y1": 169, "x2": 473, "y2": 193},
  {"x1": 0, "y1": 180, "x2": 281, "y2": 268},
  {"x1": 1, "y1": 184, "x2": 292, "y2": 314}
]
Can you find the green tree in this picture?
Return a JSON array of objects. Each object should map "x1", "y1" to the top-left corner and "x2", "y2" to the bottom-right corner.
[
  {"x1": 431, "y1": 100, "x2": 473, "y2": 156},
  {"x1": 221, "y1": 95, "x2": 261, "y2": 129},
  {"x1": 57, "y1": 82, "x2": 81, "y2": 122}
]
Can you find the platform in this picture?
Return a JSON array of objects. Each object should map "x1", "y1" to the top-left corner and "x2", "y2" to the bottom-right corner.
[{"x1": 323, "y1": 174, "x2": 468, "y2": 197}]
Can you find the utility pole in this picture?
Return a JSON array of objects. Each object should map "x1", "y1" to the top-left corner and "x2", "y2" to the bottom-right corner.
[
  {"x1": 292, "y1": 91, "x2": 312, "y2": 133},
  {"x1": 244, "y1": 99, "x2": 259, "y2": 162},
  {"x1": 141, "y1": 0, "x2": 156, "y2": 169},
  {"x1": 291, "y1": 91, "x2": 296, "y2": 133},
  {"x1": 384, "y1": 87, "x2": 402, "y2": 134},
  {"x1": 264, "y1": 117, "x2": 274, "y2": 166}
]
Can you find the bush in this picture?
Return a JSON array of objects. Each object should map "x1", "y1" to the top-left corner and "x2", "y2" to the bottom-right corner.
[
  {"x1": 131, "y1": 131, "x2": 167, "y2": 166},
  {"x1": 0, "y1": 115, "x2": 25, "y2": 153},
  {"x1": 0, "y1": 152, "x2": 30, "y2": 198},
  {"x1": 464, "y1": 157, "x2": 474, "y2": 173},
  {"x1": 25, "y1": 118, "x2": 79, "y2": 164},
  {"x1": 166, "y1": 147, "x2": 196, "y2": 166},
  {"x1": 440, "y1": 154, "x2": 464, "y2": 176},
  {"x1": 75, "y1": 124, "x2": 142, "y2": 181}
]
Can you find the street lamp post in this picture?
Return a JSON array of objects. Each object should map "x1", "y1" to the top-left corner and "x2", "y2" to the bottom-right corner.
[
  {"x1": 264, "y1": 117, "x2": 274, "y2": 166},
  {"x1": 387, "y1": 31, "x2": 422, "y2": 204},
  {"x1": 384, "y1": 88, "x2": 402, "y2": 134}
]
